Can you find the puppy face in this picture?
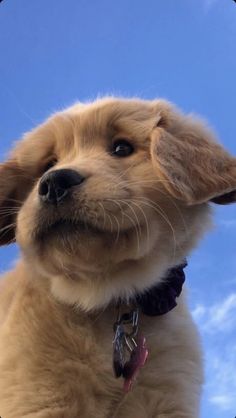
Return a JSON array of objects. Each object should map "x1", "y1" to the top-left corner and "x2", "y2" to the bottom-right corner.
[{"x1": 0, "y1": 98, "x2": 236, "y2": 310}]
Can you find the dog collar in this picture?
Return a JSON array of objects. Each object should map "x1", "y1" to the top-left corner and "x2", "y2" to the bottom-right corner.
[
  {"x1": 112, "y1": 260, "x2": 187, "y2": 392},
  {"x1": 135, "y1": 260, "x2": 187, "y2": 316}
]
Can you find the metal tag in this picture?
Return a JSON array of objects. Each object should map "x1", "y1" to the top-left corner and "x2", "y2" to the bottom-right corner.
[{"x1": 113, "y1": 323, "x2": 126, "y2": 378}]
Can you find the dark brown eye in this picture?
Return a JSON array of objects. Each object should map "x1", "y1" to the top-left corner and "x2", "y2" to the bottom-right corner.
[
  {"x1": 111, "y1": 139, "x2": 134, "y2": 157},
  {"x1": 43, "y1": 158, "x2": 57, "y2": 173}
]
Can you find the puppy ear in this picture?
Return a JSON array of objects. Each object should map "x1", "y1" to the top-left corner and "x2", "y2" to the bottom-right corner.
[
  {"x1": 0, "y1": 160, "x2": 33, "y2": 245},
  {"x1": 151, "y1": 124, "x2": 236, "y2": 205}
]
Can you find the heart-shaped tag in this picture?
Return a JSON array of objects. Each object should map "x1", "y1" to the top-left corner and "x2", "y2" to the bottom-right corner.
[{"x1": 122, "y1": 336, "x2": 149, "y2": 392}]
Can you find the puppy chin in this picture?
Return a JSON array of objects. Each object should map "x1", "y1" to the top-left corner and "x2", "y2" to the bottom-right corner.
[{"x1": 49, "y1": 252, "x2": 170, "y2": 312}]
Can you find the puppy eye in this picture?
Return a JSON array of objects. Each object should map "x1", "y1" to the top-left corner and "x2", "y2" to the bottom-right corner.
[
  {"x1": 43, "y1": 158, "x2": 58, "y2": 173},
  {"x1": 111, "y1": 139, "x2": 134, "y2": 157}
]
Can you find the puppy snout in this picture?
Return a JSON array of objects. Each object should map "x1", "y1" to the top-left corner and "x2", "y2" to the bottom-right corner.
[{"x1": 38, "y1": 169, "x2": 85, "y2": 205}]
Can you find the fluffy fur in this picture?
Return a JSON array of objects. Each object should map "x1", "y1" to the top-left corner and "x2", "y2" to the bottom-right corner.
[{"x1": 0, "y1": 97, "x2": 235, "y2": 418}]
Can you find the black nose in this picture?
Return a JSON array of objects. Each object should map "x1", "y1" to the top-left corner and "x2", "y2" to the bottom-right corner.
[{"x1": 38, "y1": 169, "x2": 85, "y2": 204}]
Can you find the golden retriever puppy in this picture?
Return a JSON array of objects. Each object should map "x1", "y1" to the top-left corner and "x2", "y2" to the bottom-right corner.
[{"x1": 0, "y1": 97, "x2": 235, "y2": 418}]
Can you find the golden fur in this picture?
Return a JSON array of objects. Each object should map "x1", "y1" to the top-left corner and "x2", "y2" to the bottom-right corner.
[{"x1": 0, "y1": 97, "x2": 235, "y2": 417}]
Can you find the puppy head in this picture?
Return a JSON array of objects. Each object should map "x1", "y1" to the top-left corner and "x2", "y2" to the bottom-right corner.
[{"x1": 0, "y1": 98, "x2": 235, "y2": 310}]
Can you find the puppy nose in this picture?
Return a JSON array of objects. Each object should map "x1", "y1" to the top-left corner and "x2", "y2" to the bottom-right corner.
[{"x1": 39, "y1": 169, "x2": 85, "y2": 204}]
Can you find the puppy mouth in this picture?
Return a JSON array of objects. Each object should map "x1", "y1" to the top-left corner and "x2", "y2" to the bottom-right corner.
[{"x1": 35, "y1": 217, "x2": 104, "y2": 241}]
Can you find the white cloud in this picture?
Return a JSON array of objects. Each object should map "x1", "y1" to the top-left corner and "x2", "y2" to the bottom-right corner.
[
  {"x1": 209, "y1": 394, "x2": 235, "y2": 410},
  {"x1": 192, "y1": 294, "x2": 236, "y2": 413},
  {"x1": 191, "y1": 304, "x2": 206, "y2": 321},
  {"x1": 206, "y1": 346, "x2": 236, "y2": 412},
  {"x1": 192, "y1": 293, "x2": 236, "y2": 333}
]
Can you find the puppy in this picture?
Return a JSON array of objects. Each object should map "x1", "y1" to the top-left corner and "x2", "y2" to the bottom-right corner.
[{"x1": 0, "y1": 97, "x2": 235, "y2": 418}]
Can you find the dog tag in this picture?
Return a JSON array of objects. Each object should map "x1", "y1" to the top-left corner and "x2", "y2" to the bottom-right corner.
[
  {"x1": 123, "y1": 336, "x2": 148, "y2": 392},
  {"x1": 113, "y1": 323, "x2": 126, "y2": 378}
]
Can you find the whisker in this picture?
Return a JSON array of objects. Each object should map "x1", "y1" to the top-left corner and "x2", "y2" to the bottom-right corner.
[
  {"x1": 0, "y1": 222, "x2": 16, "y2": 241},
  {"x1": 0, "y1": 209, "x2": 20, "y2": 214},
  {"x1": 98, "y1": 202, "x2": 107, "y2": 230},
  {"x1": 130, "y1": 197, "x2": 177, "y2": 262},
  {"x1": 114, "y1": 160, "x2": 140, "y2": 183},
  {"x1": 114, "y1": 198, "x2": 150, "y2": 253},
  {"x1": 0, "y1": 212, "x2": 19, "y2": 220},
  {"x1": 112, "y1": 177, "x2": 188, "y2": 237},
  {"x1": 0, "y1": 206, "x2": 21, "y2": 210},
  {"x1": 104, "y1": 195, "x2": 177, "y2": 262},
  {"x1": 106, "y1": 212, "x2": 114, "y2": 233},
  {"x1": 1, "y1": 197, "x2": 23, "y2": 205},
  {"x1": 108, "y1": 198, "x2": 142, "y2": 241},
  {"x1": 110, "y1": 212, "x2": 121, "y2": 245},
  {"x1": 126, "y1": 200, "x2": 150, "y2": 253},
  {"x1": 104, "y1": 199, "x2": 141, "y2": 255}
]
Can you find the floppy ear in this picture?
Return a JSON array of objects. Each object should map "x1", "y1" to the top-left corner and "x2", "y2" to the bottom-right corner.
[
  {"x1": 0, "y1": 160, "x2": 33, "y2": 245},
  {"x1": 151, "y1": 123, "x2": 236, "y2": 205}
]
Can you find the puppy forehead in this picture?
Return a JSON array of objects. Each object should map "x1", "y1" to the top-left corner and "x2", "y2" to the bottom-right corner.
[
  {"x1": 67, "y1": 97, "x2": 155, "y2": 122},
  {"x1": 66, "y1": 98, "x2": 159, "y2": 142}
]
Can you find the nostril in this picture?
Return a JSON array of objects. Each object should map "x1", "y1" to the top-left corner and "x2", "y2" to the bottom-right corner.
[
  {"x1": 54, "y1": 186, "x2": 68, "y2": 202},
  {"x1": 39, "y1": 179, "x2": 49, "y2": 197}
]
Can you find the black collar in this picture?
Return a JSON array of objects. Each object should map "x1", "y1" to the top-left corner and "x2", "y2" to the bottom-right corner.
[{"x1": 134, "y1": 260, "x2": 187, "y2": 316}]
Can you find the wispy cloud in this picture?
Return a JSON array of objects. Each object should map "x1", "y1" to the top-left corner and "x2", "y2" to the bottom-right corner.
[
  {"x1": 206, "y1": 346, "x2": 236, "y2": 412},
  {"x1": 192, "y1": 293, "x2": 236, "y2": 333},
  {"x1": 192, "y1": 294, "x2": 236, "y2": 413},
  {"x1": 191, "y1": 304, "x2": 206, "y2": 321},
  {"x1": 210, "y1": 394, "x2": 235, "y2": 410}
]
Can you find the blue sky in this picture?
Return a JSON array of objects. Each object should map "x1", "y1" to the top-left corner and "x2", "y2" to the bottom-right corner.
[{"x1": 0, "y1": 1, "x2": 235, "y2": 416}]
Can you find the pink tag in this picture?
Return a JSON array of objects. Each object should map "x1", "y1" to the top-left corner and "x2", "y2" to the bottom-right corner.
[{"x1": 123, "y1": 336, "x2": 148, "y2": 393}]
